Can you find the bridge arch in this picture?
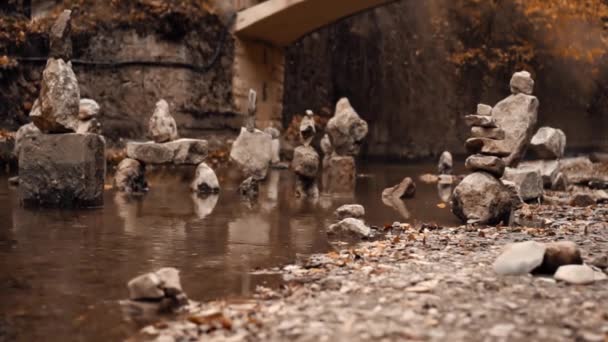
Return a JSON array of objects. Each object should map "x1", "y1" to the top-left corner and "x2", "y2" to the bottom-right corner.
[{"x1": 230, "y1": 0, "x2": 395, "y2": 127}]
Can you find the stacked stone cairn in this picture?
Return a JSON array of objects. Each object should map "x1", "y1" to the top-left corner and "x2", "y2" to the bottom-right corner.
[
  {"x1": 452, "y1": 103, "x2": 512, "y2": 224},
  {"x1": 292, "y1": 110, "x2": 320, "y2": 198},
  {"x1": 323, "y1": 98, "x2": 369, "y2": 193},
  {"x1": 18, "y1": 10, "x2": 106, "y2": 208}
]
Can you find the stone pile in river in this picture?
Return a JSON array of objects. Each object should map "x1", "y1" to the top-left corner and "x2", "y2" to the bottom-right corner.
[
  {"x1": 327, "y1": 204, "x2": 371, "y2": 238},
  {"x1": 323, "y1": 98, "x2": 368, "y2": 193},
  {"x1": 122, "y1": 268, "x2": 189, "y2": 316},
  {"x1": 452, "y1": 102, "x2": 512, "y2": 224},
  {"x1": 291, "y1": 110, "x2": 320, "y2": 198},
  {"x1": 18, "y1": 13, "x2": 107, "y2": 208}
]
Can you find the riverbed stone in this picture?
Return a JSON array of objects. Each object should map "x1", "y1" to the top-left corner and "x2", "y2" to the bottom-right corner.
[
  {"x1": 19, "y1": 133, "x2": 105, "y2": 208},
  {"x1": 492, "y1": 92, "x2": 539, "y2": 166},
  {"x1": 326, "y1": 98, "x2": 368, "y2": 156},
  {"x1": 114, "y1": 158, "x2": 148, "y2": 193},
  {"x1": 451, "y1": 172, "x2": 512, "y2": 224},
  {"x1": 78, "y1": 98, "x2": 100, "y2": 120},
  {"x1": 530, "y1": 127, "x2": 566, "y2": 159},
  {"x1": 292, "y1": 145, "x2": 320, "y2": 179},
  {"x1": 552, "y1": 172, "x2": 568, "y2": 191},
  {"x1": 471, "y1": 127, "x2": 505, "y2": 140},
  {"x1": 560, "y1": 157, "x2": 594, "y2": 185},
  {"x1": 570, "y1": 192, "x2": 596, "y2": 207},
  {"x1": 148, "y1": 99, "x2": 178, "y2": 143},
  {"x1": 335, "y1": 204, "x2": 365, "y2": 220},
  {"x1": 493, "y1": 241, "x2": 546, "y2": 275},
  {"x1": 14, "y1": 122, "x2": 40, "y2": 156},
  {"x1": 519, "y1": 160, "x2": 560, "y2": 188},
  {"x1": 126, "y1": 139, "x2": 208, "y2": 165},
  {"x1": 464, "y1": 115, "x2": 496, "y2": 128},
  {"x1": 191, "y1": 163, "x2": 220, "y2": 194},
  {"x1": 31, "y1": 58, "x2": 80, "y2": 133},
  {"x1": 230, "y1": 127, "x2": 273, "y2": 180},
  {"x1": 438, "y1": 151, "x2": 453, "y2": 175},
  {"x1": 502, "y1": 167, "x2": 544, "y2": 201},
  {"x1": 465, "y1": 154, "x2": 505, "y2": 177},
  {"x1": 383, "y1": 177, "x2": 416, "y2": 199},
  {"x1": 510, "y1": 70, "x2": 534, "y2": 95},
  {"x1": 554, "y1": 265, "x2": 607, "y2": 285},
  {"x1": 49, "y1": 10, "x2": 72, "y2": 60},
  {"x1": 327, "y1": 218, "x2": 371, "y2": 238},
  {"x1": 535, "y1": 241, "x2": 583, "y2": 275}
]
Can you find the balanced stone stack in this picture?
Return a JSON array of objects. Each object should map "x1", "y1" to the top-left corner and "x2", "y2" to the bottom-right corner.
[
  {"x1": 323, "y1": 98, "x2": 368, "y2": 193},
  {"x1": 19, "y1": 12, "x2": 106, "y2": 208},
  {"x1": 452, "y1": 103, "x2": 512, "y2": 224},
  {"x1": 292, "y1": 110, "x2": 320, "y2": 198}
]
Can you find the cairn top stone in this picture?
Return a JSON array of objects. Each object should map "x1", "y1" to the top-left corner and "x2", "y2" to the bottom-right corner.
[
  {"x1": 31, "y1": 58, "x2": 80, "y2": 133},
  {"x1": 149, "y1": 99, "x2": 178, "y2": 143},
  {"x1": 50, "y1": 9, "x2": 72, "y2": 60},
  {"x1": 530, "y1": 126, "x2": 566, "y2": 159},
  {"x1": 299, "y1": 111, "x2": 316, "y2": 146},
  {"x1": 326, "y1": 98, "x2": 368, "y2": 156},
  {"x1": 477, "y1": 104, "x2": 493, "y2": 116},
  {"x1": 510, "y1": 70, "x2": 534, "y2": 95}
]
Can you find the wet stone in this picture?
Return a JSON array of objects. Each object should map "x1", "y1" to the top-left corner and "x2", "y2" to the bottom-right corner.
[
  {"x1": 19, "y1": 133, "x2": 105, "y2": 208},
  {"x1": 465, "y1": 154, "x2": 505, "y2": 177},
  {"x1": 239, "y1": 177, "x2": 259, "y2": 198},
  {"x1": 191, "y1": 163, "x2": 220, "y2": 194},
  {"x1": 230, "y1": 127, "x2": 273, "y2": 180},
  {"x1": 451, "y1": 172, "x2": 512, "y2": 224},
  {"x1": 493, "y1": 241, "x2": 546, "y2": 275},
  {"x1": 292, "y1": 145, "x2": 320, "y2": 179},
  {"x1": 465, "y1": 138, "x2": 511, "y2": 157},
  {"x1": 530, "y1": 127, "x2": 567, "y2": 159},
  {"x1": 535, "y1": 241, "x2": 583, "y2": 275},
  {"x1": 335, "y1": 204, "x2": 365, "y2": 220},
  {"x1": 14, "y1": 123, "x2": 40, "y2": 157},
  {"x1": 323, "y1": 155, "x2": 356, "y2": 193},
  {"x1": 126, "y1": 139, "x2": 208, "y2": 165}
]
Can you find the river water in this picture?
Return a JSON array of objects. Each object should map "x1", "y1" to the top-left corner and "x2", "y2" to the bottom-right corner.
[{"x1": 0, "y1": 161, "x2": 461, "y2": 341}]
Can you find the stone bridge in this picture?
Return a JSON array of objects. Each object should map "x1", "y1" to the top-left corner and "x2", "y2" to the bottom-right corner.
[{"x1": 230, "y1": 0, "x2": 394, "y2": 128}]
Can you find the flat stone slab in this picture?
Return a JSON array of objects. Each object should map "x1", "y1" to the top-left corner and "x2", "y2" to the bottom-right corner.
[
  {"x1": 19, "y1": 133, "x2": 105, "y2": 208},
  {"x1": 126, "y1": 139, "x2": 208, "y2": 165}
]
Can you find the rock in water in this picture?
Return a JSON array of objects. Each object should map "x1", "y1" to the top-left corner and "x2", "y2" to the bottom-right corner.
[
  {"x1": 465, "y1": 154, "x2": 506, "y2": 177},
  {"x1": 493, "y1": 241, "x2": 546, "y2": 275},
  {"x1": 14, "y1": 123, "x2": 40, "y2": 156},
  {"x1": 451, "y1": 172, "x2": 512, "y2": 224},
  {"x1": 79, "y1": 99, "x2": 100, "y2": 120},
  {"x1": 554, "y1": 265, "x2": 607, "y2": 285},
  {"x1": 510, "y1": 70, "x2": 534, "y2": 95},
  {"x1": 492, "y1": 93, "x2": 539, "y2": 166},
  {"x1": 502, "y1": 167, "x2": 544, "y2": 201},
  {"x1": 530, "y1": 127, "x2": 566, "y2": 159},
  {"x1": 438, "y1": 151, "x2": 453, "y2": 175},
  {"x1": 127, "y1": 267, "x2": 188, "y2": 310},
  {"x1": 335, "y1": 204, "x2": 365, "y2": 220},
  {"x1": 292, "y1": 145, "x2": 320, "y2": 179},
  {"x1": 148, "y1": 99, "x2": 178, "y2": 143},
  {"x1": 114, "y1": 158, "x2": 148, "y2": 193},
  {"x1": 49, "y1": 10, "x2": 72, "y2": 60},
  {"x1": 230, "y1": 128, "x2": 273, "y2": 180},
  {"x1": 299, "y1": 111, "x2": 316, "y2": 146},
  {"x1": 19, "y1": 133, "x2": 105, "y2": 208},
  {"x1": 326, "y1": 98, "x2": 368, "y2": 156},
  {"x1": 327, "y1": 218, "x2": 371, "y2": 238},
  {"x1": 31, "y1": 58, "x2": 80, "y2": 133},
  {"x1": 191, "y1": 163, "x2": 220, "y2": 194},
  {"x1": 383, "y1": 177, "x2": 416, "y2": 199}
]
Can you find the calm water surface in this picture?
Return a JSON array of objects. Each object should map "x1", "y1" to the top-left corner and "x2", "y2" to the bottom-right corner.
[{"x1": 0, "y1": 161, "x2": 460, "y2": 341}]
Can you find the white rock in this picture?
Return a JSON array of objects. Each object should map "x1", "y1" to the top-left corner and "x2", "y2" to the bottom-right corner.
[
  {"x1": 327, "y1": 218, "x2": 371, "y2": 238},
  {"x1": 78, "y1": 98, "x2": 100, "y2": 120},
  {"x1": 148, "y1": 99, "x2": 178, "y2": 143},
  {"x1": 191, "y1": 163, "x2": 220, "y2": 194},
  {"x1": 493, "y1": 241, "x2": 546, "y2": 275},
  {"x1": 510, "y1": 70, "x2": 534, "y2": 95},
  {"x1": 230, "y1": 128, "x2": 273, "y2": 180},
  {"x1": 128, "y1": 273, "x2": 164, "y2": 300},
  {"x1": 335, "y1": 204, "x2": 365, "y2": 220},
  {"x1": 438, "y1": 151, "x2": 453, "y2": 175},
  {"x1": 292, "y1": 145, "x2": 320, "y2": 179}
]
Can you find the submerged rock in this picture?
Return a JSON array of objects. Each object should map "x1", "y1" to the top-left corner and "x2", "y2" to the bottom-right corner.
[
  {"x1": 114, "y1": 158, "x2": 148, "y2": 193},
  {"x1": 326, "y1": 98, "x2": 368, "y2": 156},
  {"x1": 530, "y1": 127, "x2": 566, "y2": 159},
  {"x1": 382, "y1": 177, "x2": 416, "y2": 199},
  {"x1": 148, "y1": 99, "x2": 178, "y2": 143},
  {"x1": 438, "y1": 151, "x2": 453, "y2": 175},
  {"x1": 191, "y1": 163, "x2": 220, "y2": 194},
  {"x1": 230, "y1": 128, "x2": 273, "y2": 180},
  {"x1": 554, "y1": 265, "x2": 607, "y2": 285},
  {"x1": 493, "y1": 241, "x2": 546, "y2": 275},
  {"x1": 31, "y1": 58, "x2": 80, "y2": 133},
  {"x1": 327, "y1": 218, "x2": 371, "y2": 238},
  {"x1": 502, "y1": 167, "x2": 544, "y2": 201},
  {"x1": 451, "y1": 172, "x2": 512, "y2": 224},
  {"x1": 335, "y1": 204, "x2": 365, "y2": 220}
]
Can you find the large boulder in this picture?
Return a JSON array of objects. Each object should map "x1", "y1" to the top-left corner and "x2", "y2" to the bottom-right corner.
[
  {"x1": 19, "y1": 133, "x2": 105, "y2": 208},
  {"x1": 465, "y1": 154, "x2": 506, "y2": 177},
  {"x1": 451, "y1": 172, "x2": 512, "y2": 224},
  {"x1": 148, "y1": 99, "x2": 178, "y2": 143},
  {"x1": 491, "y1": 93, "x2": 539, "y2": 166},
  {"x1": 326, "y1": 98, "x2": 368, "y2": 156},
  {"x1": 31, "y1": 58, "x2": 80, "y2": 133},
  {"x1": 191, "y1": 163, "x2": 220, "y2": 194},
  {"x1": 530, "y1": 127, "x2": 566, "y2": 159},
  {"x1": 126, "y1": 139, "x2": 208, "y2": 165},
  {"x1": 114, "y1": 158, "x2": 148, "y2": 193},
  {"x1": 230, "y1": 128, "x2": 273, "y2": 180},
  {"x1": 14, "y1": 123, "x2": 40, "y2": 157},
  {"x1": 292, "y1": 145, "x2": 320, "y2": 179},
  {"x1": 502, "y1": 167, "x2": 544, "y2": 201}
]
